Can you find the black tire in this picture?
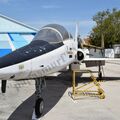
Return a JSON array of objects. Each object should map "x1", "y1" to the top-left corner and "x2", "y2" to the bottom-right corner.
[
  {"x1": 98, "y1": 72, "x2": 102, "y2": 80},
  {"x1": 35, "y1": 98, "x2": 44, "y2": 118},
  {"x1": 1, "y1": 80, "x2": 7, "y2": 93}
]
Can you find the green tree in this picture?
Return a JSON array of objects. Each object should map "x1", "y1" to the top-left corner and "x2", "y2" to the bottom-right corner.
[{"x1": 90, "y1": 9, "x2": 120, "y2": 48}]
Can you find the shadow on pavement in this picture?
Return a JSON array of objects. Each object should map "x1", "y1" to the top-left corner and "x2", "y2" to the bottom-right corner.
[
  {"x1": 7, "y1": 71, "x2": 120, "y2": 120},
  {"x1": 8, "y1": 71, "x2": 71, "y2": 120}
]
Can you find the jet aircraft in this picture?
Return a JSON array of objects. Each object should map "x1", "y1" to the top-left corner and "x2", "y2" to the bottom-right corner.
[
  {"x1": 0, "y1": 24, "x2": 119, "y2": 118},
  {"x1": 0, "y1": 24, "x2": 85, "y2": 118}
]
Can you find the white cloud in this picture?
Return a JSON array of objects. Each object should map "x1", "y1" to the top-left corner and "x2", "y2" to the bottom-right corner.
[
  {"x1": 79, "y1": 20, "x2": 95, "y2": 27},
  {"x1": 0, "y1": 0, "x2": 9, "y2": 3},
  {"x1": 41, "y1": 5, "x2": 60, "y2": 9},
  {"x1": 25, "y1": 20, "x2": 95, "y2": 31},
  {"x1": 26, "y1": 20, "x2": 95, "y2": 38},
  {"x1": 27, "y1": 20, "x2": 95, "y2": 28},
  {"x1": 0, "y1": 0, "x2": 11, "y2": 4}
]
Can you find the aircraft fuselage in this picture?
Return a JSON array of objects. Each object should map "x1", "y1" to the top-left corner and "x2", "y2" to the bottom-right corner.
[{"x1": 0, "y1": 39, "x2": 76, "y2": 80}]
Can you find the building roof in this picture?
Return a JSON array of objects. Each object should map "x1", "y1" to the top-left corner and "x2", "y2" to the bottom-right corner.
[
  {"x1": 0, "y1": 14, "x2": 38, "y2": 57},
  {"x1": 0, "y1": 14, "x2": 38, "y2": 33}
]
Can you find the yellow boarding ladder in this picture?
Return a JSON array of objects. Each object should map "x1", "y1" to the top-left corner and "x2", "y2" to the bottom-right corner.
[{"x1": 71, "y1": 69, "x2": 105, "y2": 100}]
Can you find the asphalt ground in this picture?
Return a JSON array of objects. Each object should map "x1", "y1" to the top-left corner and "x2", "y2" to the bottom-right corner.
[{"x1": 0, "y1": 60, "x2": 120, "y2": 120}]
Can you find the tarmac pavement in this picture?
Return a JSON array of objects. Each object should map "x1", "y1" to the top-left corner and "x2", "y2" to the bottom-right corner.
[{"x1": 0, "y1": 61, "x2": 120, "y2": 120}]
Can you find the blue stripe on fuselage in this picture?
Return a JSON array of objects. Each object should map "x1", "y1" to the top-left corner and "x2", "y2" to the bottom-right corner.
[
  {"x1": 0, "y1": 49, "x2": 12, "y2": 57},
  {"x1": 8, "y1": 34, "x2": 28, "y2": 49}
]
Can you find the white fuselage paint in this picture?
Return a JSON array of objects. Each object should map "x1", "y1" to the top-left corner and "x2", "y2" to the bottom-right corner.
[{"x1": 0, "y1": 39, "x2": 76, "y2": 80}]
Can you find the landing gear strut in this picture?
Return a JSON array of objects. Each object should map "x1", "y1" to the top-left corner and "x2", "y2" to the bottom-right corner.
[
  {"x1": 35, "y1": 78, "x2": 46, "y2": 118},
  {"x1": 98, "y1": 62, "x2": 102, "y2": 80}
]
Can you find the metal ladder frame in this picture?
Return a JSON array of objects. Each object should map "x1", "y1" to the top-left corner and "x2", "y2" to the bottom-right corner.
[{"x1": 71, "y1": 69, "x2": 105, "y2": 100}]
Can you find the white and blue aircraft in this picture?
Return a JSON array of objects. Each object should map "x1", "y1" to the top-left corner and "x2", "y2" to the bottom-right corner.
[
  {"x1": 0, "y1": 24, "x2": 119, "y2": 118},
  {"x1": 0, "y1": 24, "x2": 85, "y2": 118}
]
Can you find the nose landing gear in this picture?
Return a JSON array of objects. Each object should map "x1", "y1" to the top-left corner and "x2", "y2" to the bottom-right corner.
[
  {"x1": 34, "y1": 77, "x2": 46, "y2": 119},
  {"x1": 35, "y1": 98, "x2": 44, "y2": 118}
]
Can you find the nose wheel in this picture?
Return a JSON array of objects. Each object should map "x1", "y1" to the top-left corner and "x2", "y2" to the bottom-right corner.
[
  {"x1": 34, "y1": 78, "x2": 46, "y2": 118},
  {"x1": 35, "y1": 98, "x2": 44, "y2": 118}
]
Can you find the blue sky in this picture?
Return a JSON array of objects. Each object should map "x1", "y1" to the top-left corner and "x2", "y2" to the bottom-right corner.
[{"x1": 0, "y1": 0, "x2": 120, "y2": 38}]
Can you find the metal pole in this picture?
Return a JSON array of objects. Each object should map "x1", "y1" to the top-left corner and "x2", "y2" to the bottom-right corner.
[{"x1": 72, "y1": 71, "x2": 76, "y2": 95}]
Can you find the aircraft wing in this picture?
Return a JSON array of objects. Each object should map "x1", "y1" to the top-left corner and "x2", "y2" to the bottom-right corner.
[
  {"x1": 84, "y1": 58, "x2": 120, "y2": 61},
  {"x1": 83, "y1": 57, "x2": 120, "y2": 67},
  {"x1": 81, "y1": 47, "x2": 120, "y2": 67}
]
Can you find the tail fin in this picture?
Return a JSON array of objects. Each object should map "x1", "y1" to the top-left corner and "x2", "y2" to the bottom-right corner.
[
  {"x1": 74, "y1": 22, "x2": 79, "y2": 49},
  {"x1": 75, "y1": 22, "x2": 85, "y2": 49}
]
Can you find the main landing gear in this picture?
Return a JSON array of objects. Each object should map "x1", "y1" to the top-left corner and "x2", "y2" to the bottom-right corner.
[
  {"x1": 98, "y1": 62, "x2": 103, "y2": 80},
  {"x1": 34, "y1": 78, "x2": 46, "y2": 118},
  {"x1": 1, "y1": 80, "x2": 7, "y2": 93}
]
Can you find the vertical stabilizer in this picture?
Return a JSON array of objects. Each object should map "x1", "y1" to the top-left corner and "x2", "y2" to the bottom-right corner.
[{"x1": 75, "y1": 22, "x2": 79, "y2": 49}]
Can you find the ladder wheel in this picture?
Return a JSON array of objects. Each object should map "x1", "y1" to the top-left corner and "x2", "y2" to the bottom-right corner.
[
  {"x1": 98, "y1": 88, "x2": 104, "y2": 94},
  {"x1": 99, "y1": 94, "x2": 105, "y2": 99}
]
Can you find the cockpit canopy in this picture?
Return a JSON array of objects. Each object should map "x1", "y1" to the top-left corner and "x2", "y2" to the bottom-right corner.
[
  {"x1": 0, "y1": 24, "x2": 73, "y2": 69},
  {"x1": 33, "y1": 24, "x2": 72, "y2": 44}
]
